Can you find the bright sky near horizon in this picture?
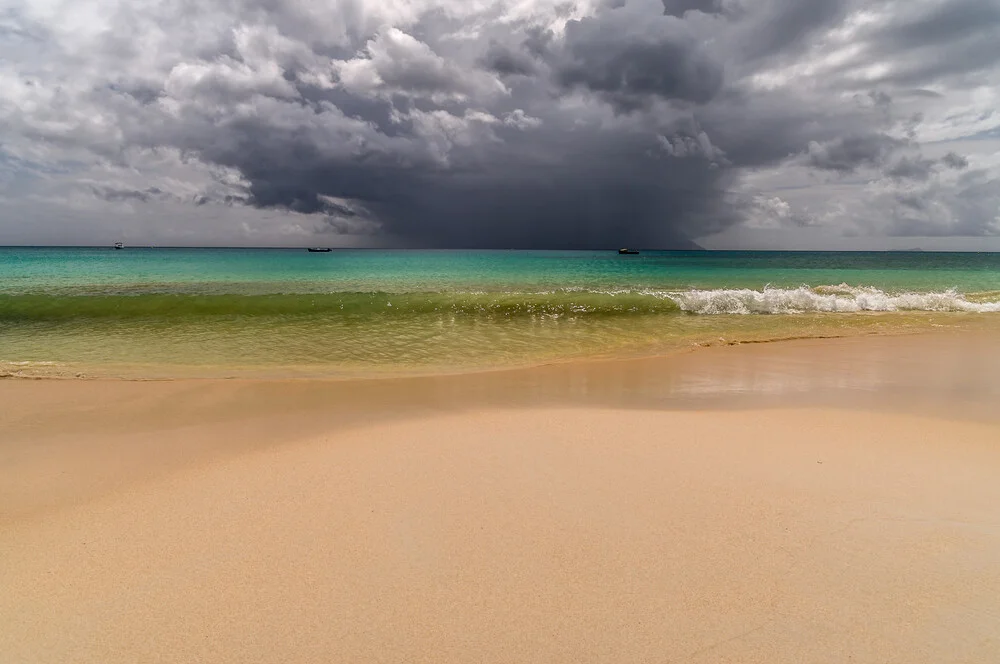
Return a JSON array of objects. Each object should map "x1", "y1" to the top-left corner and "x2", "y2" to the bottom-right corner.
[{"x1": 2, "y1": 0, "x2": 1000, "y2": 249}]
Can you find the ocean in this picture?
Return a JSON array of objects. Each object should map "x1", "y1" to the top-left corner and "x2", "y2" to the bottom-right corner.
[{"x1": 2, "y1": 247, "x2": 999, "y2": 378}]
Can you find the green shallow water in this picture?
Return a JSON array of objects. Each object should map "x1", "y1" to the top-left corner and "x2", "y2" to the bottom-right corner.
[
  {"x1": 2, "y1": 248, "x2": 999, "y2": 378},
  {"x1": 0, "y1": 291, "x2": 685, "y2": 320}
]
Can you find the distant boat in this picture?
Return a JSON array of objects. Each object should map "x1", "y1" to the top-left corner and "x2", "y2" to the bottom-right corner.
[
  {"x1": 307, "y1": 247, "x2": 332, "y2": 252},
  {"x1": 113, "y1": 241, "x2": 124, "y2": 250},
  {"x1": 618, "y1": 248, "x2": 639, "y2": 255}
]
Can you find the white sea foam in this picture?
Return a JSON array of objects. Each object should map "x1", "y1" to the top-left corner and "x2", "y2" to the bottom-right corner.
[
  {"x1": 2, "y1": 360, "x2": 61, "y2": 366},
  {"x1": 666, "y1": 285, "x2": 1000, "y2": 315}
]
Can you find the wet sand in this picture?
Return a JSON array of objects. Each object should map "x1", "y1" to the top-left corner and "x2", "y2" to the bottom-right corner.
[{"x1": 3, "y1": 331, "x2": 1000, "y2": 662}]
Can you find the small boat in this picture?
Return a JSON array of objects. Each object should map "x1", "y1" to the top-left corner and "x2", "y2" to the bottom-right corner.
[
  {"x1": 618, "y1": 248, "x2": 639, "y2": 255},
  {"x1": 307, "y1": 247, "x2": 332, "y2": 253},
  {"x1": 113, "y1": 241, "x2": 124, "y2": 250}
]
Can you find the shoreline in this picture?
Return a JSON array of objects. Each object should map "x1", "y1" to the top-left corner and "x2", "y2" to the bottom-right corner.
[
  {"x1": 2, "y1": 312, "x2": 994, "y2": 382},
  {"x1": 0, "y1": 328, "x2": 913, "y2": 381}
]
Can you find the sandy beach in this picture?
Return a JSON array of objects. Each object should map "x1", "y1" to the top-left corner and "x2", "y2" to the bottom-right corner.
[
  {"x1": 9, "y1": 0, "x2": 1000, "y2": 657},
  {"x1": 3, "y1": 332, "x2": 1000, "y2": 663}
]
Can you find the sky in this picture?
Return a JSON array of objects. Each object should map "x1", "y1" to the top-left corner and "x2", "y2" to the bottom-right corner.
[{"x1": 2, "y1": 0, "x2": 1000, "y2": 249}]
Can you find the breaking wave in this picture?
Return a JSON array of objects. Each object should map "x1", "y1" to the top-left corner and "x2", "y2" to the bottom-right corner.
[
  {"x1": 669, "y1": 285, "x2": 1000, "y2": 314},
  {"x1": 1, "y1": 285, "x2": 998, "y2": 322}
]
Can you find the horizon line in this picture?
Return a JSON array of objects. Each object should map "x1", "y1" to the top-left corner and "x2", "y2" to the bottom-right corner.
[{"x1": 0, "y1": 245, "x2": 997, "y2": 253}]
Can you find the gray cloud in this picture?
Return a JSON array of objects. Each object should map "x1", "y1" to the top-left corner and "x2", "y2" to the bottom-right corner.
[
  {"x1": 733, "y1": 0, "x2": 854, "y2": 63},
  {"x1": 660, "y1": 0, "x2": 723, "y2": 17},
  {"x1": 815, "y1": 0, "x2": 1000, "y2": 90},
  {"x1": 880, "y1": 0, "x2": 1000, "y2": 52},
  {"x1": 884, "y1": 155, "x2": 937, "y2": 181},
  {"x1": 0, "y1": 0, "x2": 997, "y2": 248},
  {"x1": 804, "y1": 134, "x2": 905, "y2": 173},
  {"x1": 942, "y1": 151, "x2": 969, "y2": 169},
  {"x1": 479, "y1": 41, "x2": 538, "y2": 77},
  {"x1": 884, "y1": 168, "x2": 1000, "y2": 237},
  {"x1": 555, "y1": 1, "x2": 724, "y2": 110},
  {"x1": 90, "y1": 185, "x2": 169, "y2": 204}
]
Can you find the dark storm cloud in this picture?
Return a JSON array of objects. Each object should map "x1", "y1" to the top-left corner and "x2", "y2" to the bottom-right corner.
[
  {"x1": 137, "y1": 0, "x2": 982, "y2": 246},
  {"x1": 248, "y1": 182, "x2": 327, "y2": 214},
  {"x1": 3, "y1": 0, "x2": 997, "y2": 246},
  {"x1": 188, "y1": 99, "x2": 732, "y2": 247},
  {"x1": 554, "y1": 3, "x2": 723, "y2": 110},
  {"x1": 359, "y1": 136, "x2": 737, "y2": 248},
  {"x1": 108, "y1": 0, "x2": 748, "y2": 248}
]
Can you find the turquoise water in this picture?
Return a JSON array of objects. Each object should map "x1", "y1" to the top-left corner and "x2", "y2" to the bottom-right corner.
[
  {"x1": 2, "y1": 248, "x2": 999, "y2": 377},
  {"x1": 5, "y1": 247, "x2": 1000, "y2": 295}
]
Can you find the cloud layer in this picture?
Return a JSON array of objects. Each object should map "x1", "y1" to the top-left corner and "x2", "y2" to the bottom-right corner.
[{"x1": 2, "y1": 0, "x2": 1000, "y2": 247}]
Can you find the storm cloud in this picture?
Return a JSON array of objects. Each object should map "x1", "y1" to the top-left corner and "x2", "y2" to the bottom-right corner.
[{"x1": 1, "y1": 0, "x2": 1000, "y2": 248}]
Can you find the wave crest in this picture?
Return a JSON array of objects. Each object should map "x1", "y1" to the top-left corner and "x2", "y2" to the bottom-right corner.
[
  {"x1": 2, "y1": 286, "x2": 998, "y2": 321},
  {"x1": 669, "y1": 285, "x2": 1000, "y2": 315}
]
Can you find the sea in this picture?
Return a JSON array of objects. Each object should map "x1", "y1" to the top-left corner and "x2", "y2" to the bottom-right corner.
[{"x1": 2, "y1": 247, "x2": 999, "y2": 378}]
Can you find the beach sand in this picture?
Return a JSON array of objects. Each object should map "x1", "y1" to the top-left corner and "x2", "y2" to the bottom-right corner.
[{"x1": 3, "y1": 333, "x2": 1000, "y2": 663}]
